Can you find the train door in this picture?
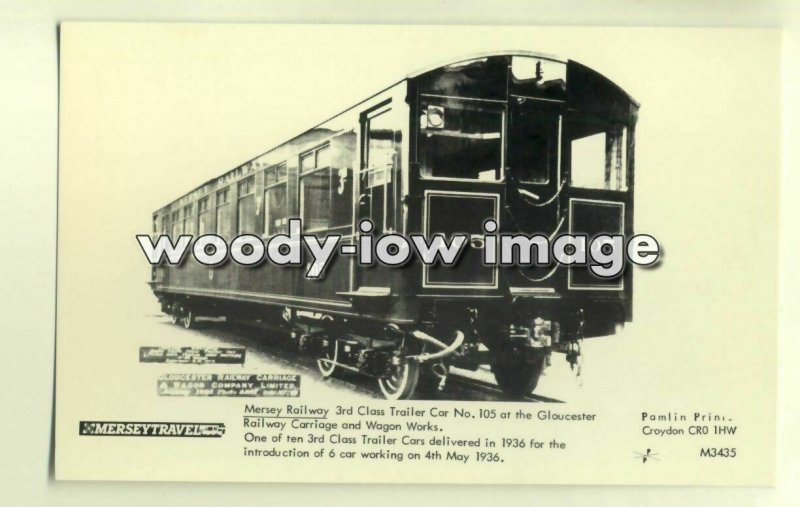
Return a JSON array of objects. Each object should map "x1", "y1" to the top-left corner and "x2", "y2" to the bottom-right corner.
[
  {"x1": 503, "y1": 98, "x2": 564, "y2": 290},
  {"x1": 413, "y1": 96, "x2": 505, "y2": 290},
  {"x1": 353, "y1": 102, "x2": 403, "y2": 292}
]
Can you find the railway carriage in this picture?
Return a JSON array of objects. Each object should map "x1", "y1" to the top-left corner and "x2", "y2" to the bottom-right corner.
[{"x1": 149, "y1": 51, "x2": 639, "y2": 400}]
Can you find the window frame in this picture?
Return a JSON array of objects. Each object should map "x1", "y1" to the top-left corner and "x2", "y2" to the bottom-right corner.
[
  {"x1": 215, "y1": 187, "x2": 231, "y2": 237},
  {"x1": 263, "y1": 162, "x2": 289, "y2": 238},
  {"x1": 236, "y1": 175, "x2": 256, "y2": 235},
  {"x1": 416, "y1": 95, "x2": 507, "y2": 183},
  {"x1": 363, "y1": 106, "x2": 396, "y2": 190},
  {"x1": 299, "y1": 142, "x2": 342, "y2": 234},
  {"x1": 197, "y1": 196, "x2": 210, "y2": 236},
  {"x1": 360, "y1": 104, "x2": 400, "y2": 234},
  {"x1": 182, "y1": 203, "x2": 195, "y2": 236},
  {"x1": 170, "y1": 210, "x2": 182, "y2": 238},
  {"x1": 565, "y1": 114, "x2": 629, "y2": 192},
  {"x1": 510, "y1": 103, "x2": 562, "y2": 186}
]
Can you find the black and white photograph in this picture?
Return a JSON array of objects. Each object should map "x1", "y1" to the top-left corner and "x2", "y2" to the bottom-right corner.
[
  {"x1": 50, "y1": 24, "x2": 781, "y2": 486},
  {"x1": 3, "y1": 1, "x2": 800, "y2": 505}
]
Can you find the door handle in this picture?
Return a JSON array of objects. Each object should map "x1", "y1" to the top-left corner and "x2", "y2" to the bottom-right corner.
[{"x1": 518, "y1": 188, "x2": 540, "y2": 200}]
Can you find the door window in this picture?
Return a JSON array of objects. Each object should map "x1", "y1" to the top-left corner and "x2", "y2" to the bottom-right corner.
[
  {"x1": 509, "y1": 104, "x2": 560, "y2": 185},
  {"x1": 363, "y1": 107, "x2": 401, "y2": 233}
]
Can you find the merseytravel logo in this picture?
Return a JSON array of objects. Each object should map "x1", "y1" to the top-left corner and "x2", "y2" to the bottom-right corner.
[{"x1": 79, "y1": 421, "x2": 225, "y2": 437}]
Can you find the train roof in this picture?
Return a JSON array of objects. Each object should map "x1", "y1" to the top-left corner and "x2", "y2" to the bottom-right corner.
[
  {"x1": 407, "y1": 50, "x2": 567, "y2": 78},
  {"x1": 409, "y1": 50, "x2": 638, "y2": 107},
  {"x1": 155, "y1": 51, "x2": 637, "y2": 215}
]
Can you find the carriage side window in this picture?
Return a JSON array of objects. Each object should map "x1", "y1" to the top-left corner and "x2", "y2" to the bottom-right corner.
[
  {"x1": 215, "y1": 188, "x2": 232, "y2": 238},
  {"x1": 182, "y1": 204, "x2": 194, "y2": 236},
  {"x1": 418, "y1": 99, "x2": 503, "y2": 181},
  {"x1": 300, "y1": 141, "x2": 355, "y2": 232},
  {"x1": 264, "y1": 163, "x2": 288, "y2": 236},
  {"x1": 331, "y1": 133, "x2": 355, "y2": 229},
  {"x1": 160, "y1": 216, "x2": 168, "y2": 236},
  {"x1": 237, "y1": 176, "x2": 256, "y2": 234},
  {"x1": 300, "y1": 145, "x2": 331, "y2": 232},
  {"x1": 197, "y1": 197, "x2": 210, "y2": 236},
  {"x1": 566, "y1": 116, "x2": 628, "y2": 191},
  {"x1": 170, "y1": 210, "x2": 182, "y2": 238}
]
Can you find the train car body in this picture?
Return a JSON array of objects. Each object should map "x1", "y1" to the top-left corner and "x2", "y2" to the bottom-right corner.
[{"x1": 149, "y1": 52, "x2": 639, "y2": 399}]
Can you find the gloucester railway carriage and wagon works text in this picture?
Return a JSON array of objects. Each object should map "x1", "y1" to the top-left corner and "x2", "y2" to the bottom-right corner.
[{"x1": 239, "y1": 402, "x2": 598, "y2": 462}]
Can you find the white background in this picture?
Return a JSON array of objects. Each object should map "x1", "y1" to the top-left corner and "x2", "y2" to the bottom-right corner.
[{"x1": 1, "y1": 1, "x2": 798, "y2": 505}]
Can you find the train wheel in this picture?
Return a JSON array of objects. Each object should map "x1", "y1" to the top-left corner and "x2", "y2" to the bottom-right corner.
[
  {"x1": 377, "y1": 360, "x2": 420, "y2": 400},
  {"x1": 170, "y1": 304, "x2": 181, "y2": 325},
  {"x1": 491, "y1": 348, "x2": 546, "y2": 398},
  {"x1": 317, "y1": 339, "x2": 339, "y2": 378},
  {"x1": 182, "y1": 307, "x2": 195, "y2": 329}
]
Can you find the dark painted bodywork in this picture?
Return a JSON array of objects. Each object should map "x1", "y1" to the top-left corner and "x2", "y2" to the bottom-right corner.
[{"x1": 150, "y1": 53, "x2": 639, "y2": 341}]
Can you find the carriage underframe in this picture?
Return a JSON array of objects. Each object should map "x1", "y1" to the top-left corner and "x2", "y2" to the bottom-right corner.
[{"x1": 155, "y1": 290, "x2": 600, "y2": 400}]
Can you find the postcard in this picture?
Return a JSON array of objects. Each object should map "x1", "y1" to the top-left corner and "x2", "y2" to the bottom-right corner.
[{"x1": 55, "y1": 23, "x2": 779, "y2": 485}]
